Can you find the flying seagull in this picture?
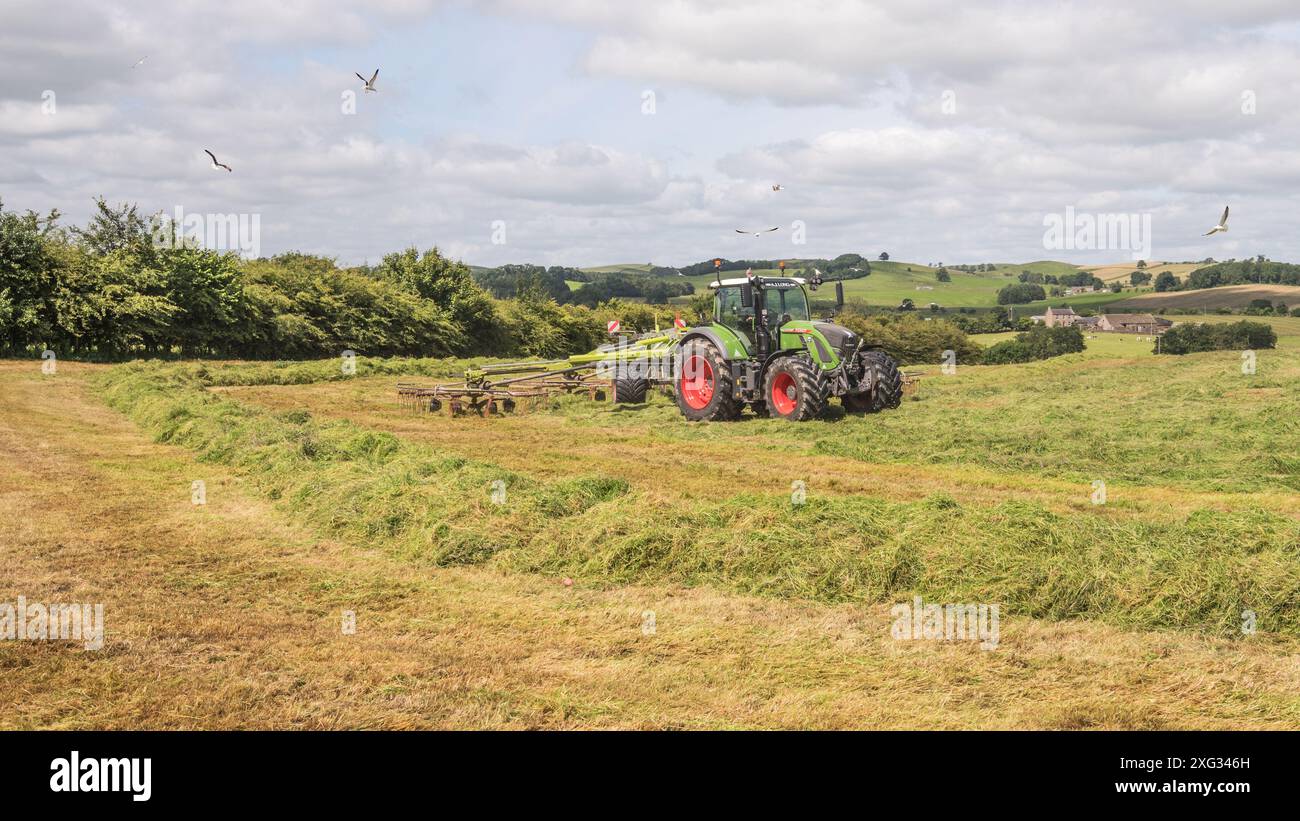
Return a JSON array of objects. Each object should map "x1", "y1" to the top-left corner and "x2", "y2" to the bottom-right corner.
[
  {"x1": 131, "y1": 56, "x2": 148, "y2": 69},
  {"x1": 1204, "y1": 206, "x2": 1229, "y2": 236},
  {"x1": 356, "y1": 69, "x2": 379, "y2": 92},
  {"x1": 772, "y1": 184, "x2": 784, "y2": 191},
  {"x1": 204, "y1": 149, "x2": 232, "y2": 173},
  {"x1": 735, "y1": 227, "x2": 780, "y2": 237}
]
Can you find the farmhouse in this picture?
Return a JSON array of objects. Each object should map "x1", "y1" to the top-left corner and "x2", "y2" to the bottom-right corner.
[
  {"x1": 1043, "y1": 306, "x2": 1078, "y2": 327},
  {"x1": 1095, "y1": 313, "x2": 1172, "y2": 334}
]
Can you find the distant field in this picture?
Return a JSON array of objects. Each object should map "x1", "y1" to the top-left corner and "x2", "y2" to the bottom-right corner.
[
  {"x1": 580, "y1": 263, "x2": 656, "y2": 274},
  {"x1": 671, "y1": 260, "x2": 1092, "y2": 309},
  {"x1": 1112, "y1": 284, "x2": 1300, "y2": 311},
  {"x1": 1084, "y1": 261, "x2": 1203, "y2": 284},
  {"x1": 1019, "y1": 289, "x2": 1135, "y2": 314}
]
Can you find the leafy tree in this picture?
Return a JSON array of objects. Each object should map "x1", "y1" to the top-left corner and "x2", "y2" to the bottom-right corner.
[
  {"x1": 1154, "y1": 271, "x2": 1179, "y2": 292},
  {"x1": 997, "y1": 283, "x2": 1046, "y2": 304},
  {"x1": 981, "y1": 325, "x2": 1085, "y2": 364},
  {"x1": 71, "y1": 198, "x2": 153, "y2": 257},
  {"x1": 378, "y1": 247, "x2": 505, "y2": 354},
  {"x1": 1156, "y1": 321, "x2": 1275, "y2": 354}
]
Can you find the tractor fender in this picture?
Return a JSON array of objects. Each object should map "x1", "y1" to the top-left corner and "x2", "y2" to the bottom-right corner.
[
  {"x1": 757, "y1": 348, "x2": 805, "y2": 386},
  {"x1": 680, "y1": 328, "x2": 735, "y2": 359}
]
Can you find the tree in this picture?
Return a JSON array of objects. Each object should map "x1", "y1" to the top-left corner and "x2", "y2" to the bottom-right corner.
[
  {"x1": 1135, "y1": 259, "x2": 1147, "y2": 269},
  {"x1": 878, "y1": 251, "x2": 889, "y2": 261},
  {"x1": 378, "y1": 246, "x2": 505, "y2": 354},
  {"x1": 71, "y1": 198, "x2": 153, "y2": 257},
  {"x1": 1153, "y1": 271, "x2": 1179, "y2": 292},
  {"x1": 936, "y1": 268, "x2": 951, "y2": 282},
  {"x1": 997, "y1": 283, "x2": 1046, "y2": 305},
  {"x1": 1130, "y1": 270, "x2": 1152, "y2": 286}
]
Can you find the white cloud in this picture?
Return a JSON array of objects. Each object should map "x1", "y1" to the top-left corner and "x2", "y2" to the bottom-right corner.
[{"x1": 2, "y1": 0, "x2": 1300, "y2": 267}]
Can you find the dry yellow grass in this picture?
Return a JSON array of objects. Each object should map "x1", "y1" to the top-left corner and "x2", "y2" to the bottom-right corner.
[
  {"x1": 1084, "y1": 261, "x2": 1203, "y2": 283},
  {"x1": 2, "y1": 360, "x2": 1299, "y2": 729}
]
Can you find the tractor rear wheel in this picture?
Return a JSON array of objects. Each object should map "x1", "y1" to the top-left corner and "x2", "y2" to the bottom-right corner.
[
  {"x1": 674, "y1": 340, "x2": 740, "y2": 421},
  {"x1": 763, "y1": 355, "x2": 828, "y2": 421},
  {"x1": 614, "y1": 377, "x2": 648, "y2": 404},
  {"x1": 858, "y1": 350, "x2": 902, "y2": 412}
]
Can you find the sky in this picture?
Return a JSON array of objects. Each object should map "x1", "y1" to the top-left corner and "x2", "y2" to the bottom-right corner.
[{"x1": 3, "y1": 0, "x2": 1300, "y2": 268}]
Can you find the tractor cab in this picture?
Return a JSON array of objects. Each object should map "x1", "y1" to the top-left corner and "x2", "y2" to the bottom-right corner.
[{"x1": 711, "y1": 275, "x2": 813, "y2": 357}]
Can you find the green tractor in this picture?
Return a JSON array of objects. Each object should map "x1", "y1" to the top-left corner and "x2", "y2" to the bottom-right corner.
[{"x1": 669, "y1": 264, "x2": 902, "y2": 422}]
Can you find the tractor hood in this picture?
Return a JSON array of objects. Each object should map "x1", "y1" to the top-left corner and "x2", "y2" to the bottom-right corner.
[{"x1": 812, "y1": 321, "x2": 858, "y2": 357}]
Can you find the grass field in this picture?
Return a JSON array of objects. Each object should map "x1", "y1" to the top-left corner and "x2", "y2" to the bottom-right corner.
[
  {"x1": 656, "y1": 259, "x2": 1159, "y2": 311},
  {"x1": 4, "y1": 314, "x2": 1299, "y2": 729},
  {"x1": 669, "y1": 260, "x2": 1098, "y2": 309}
]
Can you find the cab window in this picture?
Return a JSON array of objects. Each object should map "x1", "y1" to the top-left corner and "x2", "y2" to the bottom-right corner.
[{"x1": 715, "y1": 286, "x2": 755, "y2": 341}]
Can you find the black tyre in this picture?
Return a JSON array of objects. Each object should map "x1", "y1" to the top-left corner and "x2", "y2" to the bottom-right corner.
[
  {"x1": 763, "y1": 355, "x2": 828, "y2": 422},
  {"x1": 614, "y1": 377, "x2": 649, "y2": 404},
  {"x1": 860, "y1": 349, "x2": 903, "y2": 412},
  {"x1": 674, "y1": 339, "x2": 740, "y2": 421}
]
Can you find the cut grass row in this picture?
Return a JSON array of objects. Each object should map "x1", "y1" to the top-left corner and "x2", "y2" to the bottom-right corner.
[{"x1": 94, "y1": 360, "x2": 1300, "y2": 637}]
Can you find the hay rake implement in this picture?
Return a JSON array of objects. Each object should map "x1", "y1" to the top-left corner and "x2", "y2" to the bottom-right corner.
[{"x1": 397, "y1": 332, "x2": 679, "y2": 417}]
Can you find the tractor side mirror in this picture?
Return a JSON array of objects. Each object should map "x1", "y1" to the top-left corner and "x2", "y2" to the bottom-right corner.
[
  {"x1": 835, "y1": 281, "x2": 845, "y2": 308},
  {"x1": 741, "y1": 283, "x2": 754, "y2": 308}
]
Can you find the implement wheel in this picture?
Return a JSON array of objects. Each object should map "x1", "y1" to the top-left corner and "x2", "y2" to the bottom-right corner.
[{"x1": 614, "y1": 378, "x2": 649, "y2": 404}]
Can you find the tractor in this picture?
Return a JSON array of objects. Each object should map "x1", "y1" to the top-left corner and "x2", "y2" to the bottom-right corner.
[
  {"x1": 405, "y1": 261, "x2": 904, "y2": 423},
  {"x1": 666, "y1": 263, "x2": 903, "y2": 422}
]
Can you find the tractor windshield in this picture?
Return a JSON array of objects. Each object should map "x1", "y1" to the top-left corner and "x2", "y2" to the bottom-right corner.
[{"x1": 765, "y1": 285, "x2": 810, "y2": 325}]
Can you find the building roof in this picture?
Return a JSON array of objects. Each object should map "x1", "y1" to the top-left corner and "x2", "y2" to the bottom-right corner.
[
  {"x1": 1099, "y1": 313, "x2": 1158, "y2": 325},
  {"x1": 1045, "y1": 306, "x2": 1076, "y2": 314}
]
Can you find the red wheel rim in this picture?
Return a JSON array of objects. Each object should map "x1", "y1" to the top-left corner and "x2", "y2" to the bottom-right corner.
[
  {"x1": 681, "y1": 355, "x2": 715, "y2": 410},
  {"x1": 770, "y1": 371, "x2": 797, "y2": 415}
]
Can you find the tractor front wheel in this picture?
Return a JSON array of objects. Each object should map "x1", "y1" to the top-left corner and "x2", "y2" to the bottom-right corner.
[
  {"x1": 763, "y1": 356, "x2": 828, "y2": 422},
  {"x1": 674, "y1": 340, "x2": 740, "y2": 421},
  {"x1": 843, "y1": 350, "x2": 903, "y2": 413}
]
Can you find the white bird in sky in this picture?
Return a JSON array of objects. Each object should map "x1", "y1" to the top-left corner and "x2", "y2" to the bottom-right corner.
[
  {"x1": 735, "y1": 227, "x2": 780, "y2": 237},
  {"x1": 1204, "y1": 206, "x2": 1230, "y2": 236},
  {"x1": 131, "y1": 56, "x2": 148, "y2": 69},
  {"x1": 204, "y1": 149, "x2": 232, "y2": 173},
  {"x1": 356, "y1": 69, "x2": 379, "y2": 92}
]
